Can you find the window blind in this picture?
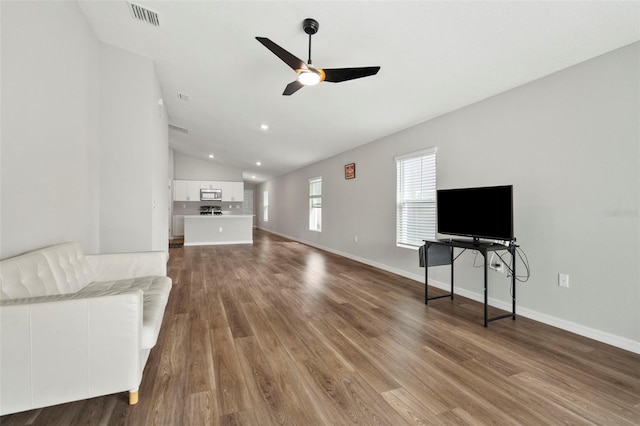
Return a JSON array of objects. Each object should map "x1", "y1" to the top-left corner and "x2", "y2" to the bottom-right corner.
[
  {"x1": 395, "y1": 148, "x2": 437, "y2": 247},
  {"x1": 309, "y1": 177, "x2": 322, "y2": 231}
]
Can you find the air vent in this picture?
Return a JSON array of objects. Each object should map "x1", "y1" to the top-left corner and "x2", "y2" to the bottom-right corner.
[
  {"x1": 169, "y1": 124, "x2": 189, "y2": 134},
  {"x1": 129, "y1": 2, "x2": 160, "y2": 26}
]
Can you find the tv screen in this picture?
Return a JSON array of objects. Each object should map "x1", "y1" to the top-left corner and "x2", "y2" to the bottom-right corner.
[{"x1": 437, "y1": 185, "x2": 513, "y2": 241}]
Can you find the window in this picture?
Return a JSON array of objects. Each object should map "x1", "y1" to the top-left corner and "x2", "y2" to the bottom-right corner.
[
  {"x1": 263, "y1": 190, "x2": 269, "y2": 222},
  {"x1": 395, "y1": 147, "x2": 437, "y2": 248},
  {"x1": 309, "y1": 177, "x2": 322, "y2": 232}
]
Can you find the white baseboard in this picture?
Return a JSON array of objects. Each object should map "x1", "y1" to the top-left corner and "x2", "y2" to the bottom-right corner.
[
  {"x1": 425, "y1": 277, "x2": 640, "y2": 354},
  {"x1": 258, "y1": 227, "x2": 640, "y2": 355}
]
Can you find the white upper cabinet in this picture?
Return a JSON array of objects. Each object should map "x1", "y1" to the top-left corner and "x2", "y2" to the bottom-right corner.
[
  {"x1": 173, "y1": 180, "x2": 244, "y2": 202},
  {"x1": 218, "y1": 181, "x2": 233, "y2": 201},
  {"x1": 231, "y1": 182, "x2": 244, "y2": 202},
  {"x1": 173, "y1": 180, "x2": 201, "y2": 201},
  {"x1": 200, "y1": 181, "x2": 222, "y2": 190}
]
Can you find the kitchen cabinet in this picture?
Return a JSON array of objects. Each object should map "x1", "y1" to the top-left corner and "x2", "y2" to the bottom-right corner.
[
  {"x1": 173, "y1": 215, "x2": 185, "y2": 237},
  {"x1": 174, "y1": 180, "x2": 244, "y2": 202},
  {"x1": 201, "y1": 181, "x2": 222, "y2": 190},
  {"x1": 184, "y1": 215, "x2": 253, "y2": 246},
  {"x1": 214, "y1": 181, "x2": 243, "y2": 202},
  {"x1": 218, "y1": 181, "x2": 233, "y2": 201},
  {"x1": 173, "y1": 180, "x2": 201, "y2": 201},
  {"x1": 231, "y1": 182, "x2": 244, "y2": 202}
]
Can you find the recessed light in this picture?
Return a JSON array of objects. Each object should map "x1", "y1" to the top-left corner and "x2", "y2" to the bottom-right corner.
[
  {"x1": 256, "y1": 161, "x2": 261, "y2": 166},
  {"x1": 208, "y1": 154, "x2": 214, "y2": 159},
  {"x1": 252, "y1": 175, "x2": 256, "y2": 179},
  {"x1": 260, "y1": 124, "x2": 269, "y2": 130}
]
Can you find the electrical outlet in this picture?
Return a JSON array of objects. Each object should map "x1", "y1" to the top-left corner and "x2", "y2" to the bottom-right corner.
[
  {"x1": 488, "y1": 253, "x2": 504, "y2": 273},
  {"x1": 490, "y1": 263, "x2": 505, "y2": 273},
  {"x1": 558, "y1": 273, "x2": 570, "y2": 288},
  {"x1": 354, "y1": 235, "x2": 358, "y2": 243}
]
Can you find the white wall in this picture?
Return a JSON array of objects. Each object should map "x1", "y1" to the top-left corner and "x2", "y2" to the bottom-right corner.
[
  {"x1": 258, "y1": 42, "x2": 640, "y2": 352},
  {"x1": 150, "y1": 72, "x2": 169, "y2": 252},
  {"x1": 168, "y1": 148, "x2": 175, "y2": 180},
  {"x1": 1, "y1": 1, "x2": 101, "y2": 259},
  {"x1": 173, "y1": 151, "x2": 243, "y2": 181},
  {"x1": 100, "y1": 44, "x2": 168, "y2": 254},
  {"x1": 1, "y1": 1, "x2": 169, "y2": 258}
]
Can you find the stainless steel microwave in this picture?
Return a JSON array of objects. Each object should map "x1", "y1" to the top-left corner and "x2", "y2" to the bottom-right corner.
[{"x1": 200, "y1": 188, "x2": 222, "y2": 201}]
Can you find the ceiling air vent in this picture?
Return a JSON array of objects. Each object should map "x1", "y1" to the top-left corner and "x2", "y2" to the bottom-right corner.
[
  {"x1": 169, "y1": 124, "x2": 189, "y2": 134},
  {"x1": 129, "y1": 2, "x2": 160, "y2": 27}
]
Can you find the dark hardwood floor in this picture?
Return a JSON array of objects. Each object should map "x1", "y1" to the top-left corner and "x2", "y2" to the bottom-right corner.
[{"x1": 3, "y1": 228, "x2": 640, "y2": 425}]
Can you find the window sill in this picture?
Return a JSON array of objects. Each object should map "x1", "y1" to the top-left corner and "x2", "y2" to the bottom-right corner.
[{"x1": 397, "y1": 243, "x2": 420, "y2": 251}]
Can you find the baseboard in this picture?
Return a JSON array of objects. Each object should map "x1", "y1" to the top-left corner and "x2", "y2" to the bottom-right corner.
[
  {"x1": 425, "y1": 277, "x2": 640, "y2": 354},
  {"x1": 258, "y1": 227, "x2": 640, "y2": 355}
]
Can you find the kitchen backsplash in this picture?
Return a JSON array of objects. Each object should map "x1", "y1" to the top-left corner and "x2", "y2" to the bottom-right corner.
[{"x1": 173, "y1": 201, "x2": 244, "y2": 215}]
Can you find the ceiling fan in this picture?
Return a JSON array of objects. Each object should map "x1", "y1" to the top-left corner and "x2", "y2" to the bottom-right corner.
[{"x1": 256, "y1": 18, "x2": 381, "y2": 96}]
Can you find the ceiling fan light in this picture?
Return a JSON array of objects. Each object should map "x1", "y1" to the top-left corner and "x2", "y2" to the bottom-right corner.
[{"x1": 298, "y1": 71, "x2": 321, "y2": 86}]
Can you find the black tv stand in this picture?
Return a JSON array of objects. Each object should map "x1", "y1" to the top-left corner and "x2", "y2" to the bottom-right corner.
[{"x1": 422, "y1": 239, "x2": 517, "y2": 327}]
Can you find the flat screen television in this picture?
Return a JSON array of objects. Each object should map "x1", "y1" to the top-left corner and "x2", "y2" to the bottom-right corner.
[{"x1": 437, "y1": 185, "x2": 513, "y2": 242}]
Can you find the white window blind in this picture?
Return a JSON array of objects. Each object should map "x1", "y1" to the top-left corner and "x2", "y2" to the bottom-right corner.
[
  {"x1": 309, "y1": 177, "x2": 322, "y2": 232},
  {"x1": 395, "y1": 148, "x2": 437, "y2": 247}
]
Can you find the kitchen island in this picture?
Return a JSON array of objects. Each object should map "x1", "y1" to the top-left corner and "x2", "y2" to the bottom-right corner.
[{"x1": 184, "y1": 215, "x2": 254, "y2": 246}]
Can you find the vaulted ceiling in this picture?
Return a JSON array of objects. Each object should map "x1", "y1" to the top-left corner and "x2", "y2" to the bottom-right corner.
[{"x1": 78, "y1": 1, "x2": 639, "y2": 182}]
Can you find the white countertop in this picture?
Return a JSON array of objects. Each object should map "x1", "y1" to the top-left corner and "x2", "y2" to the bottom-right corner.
[{"x1": 184, "y1": 214, "x2": 254, "y2": 219}]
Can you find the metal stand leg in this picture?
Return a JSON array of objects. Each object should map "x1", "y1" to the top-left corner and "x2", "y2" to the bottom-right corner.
[
  {"x1": 512, "y1": 245, "x2": 516, "y2": 320},
  {"x1": 450, "y1": 247, "x2": 454, "y2": 300},
  {"x1": 483, "y1": 250, "x2": 488, "y2": 327},
  {"x1": 424, "y1": 242, "x2": 454, "y2": 304},
  {"x1": 424, "y1": 243, "x2": 429, "y2": 304},
  {"x1": 486, "y1": 245, "x2": 517, "y2": 325},
  {"x1": 425, "y1": 240, "x2": 517, "y2": 327}
]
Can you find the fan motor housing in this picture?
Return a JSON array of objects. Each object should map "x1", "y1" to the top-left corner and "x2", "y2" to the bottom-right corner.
[{"x1": 303, "y1": 18, "x2": 319, "y2": 35}]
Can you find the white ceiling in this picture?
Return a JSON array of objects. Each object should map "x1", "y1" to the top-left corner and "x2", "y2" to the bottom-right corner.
[{"x1": 78, "y1": 1, "x2": 640, "y2": 183}]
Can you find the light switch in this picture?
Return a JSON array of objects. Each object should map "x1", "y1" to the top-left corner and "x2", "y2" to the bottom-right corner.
[{"x1": 558, "y1": 273, "x2": 569, "y2": 288}]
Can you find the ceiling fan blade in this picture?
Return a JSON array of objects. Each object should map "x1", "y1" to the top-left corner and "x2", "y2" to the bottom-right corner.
[
  {"x1": 322, "y1": 66, "x2": 381, "y2": 83},
  {"x1": 283, "y1": 80, "x2": 304, "y2": 96},
  {"x1": 256, "y1": 37, "x2": 307, "y2": 71}
]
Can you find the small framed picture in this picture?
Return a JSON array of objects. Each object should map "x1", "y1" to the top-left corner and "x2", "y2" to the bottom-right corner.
[{"x1": 345, "y1": 163, "x2": 356, "y2": 179}]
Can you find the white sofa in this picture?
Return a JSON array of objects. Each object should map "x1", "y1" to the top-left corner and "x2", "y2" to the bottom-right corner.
[{"x1": 0, "y1": 242, "x2": 172, "y2": 416}]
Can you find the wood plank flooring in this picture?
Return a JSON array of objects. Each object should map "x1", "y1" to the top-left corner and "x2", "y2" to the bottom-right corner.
[{"x1": 2, "y1": 228, "x2": 639, "y2": 425}]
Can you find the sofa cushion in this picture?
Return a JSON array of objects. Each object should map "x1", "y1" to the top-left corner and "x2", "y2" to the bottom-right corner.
[
  {"x1": 0, "y1": 251, "x2": 59, "y2": 300},
  {"x1": 40, "y1": 242, "x2": 95, "y2": 294},
  {"x1": 0, "y1": 242, "x2": 95, "y2": 299},
  {"x1": 80, "y1": 276, "x2": 171, "y2": 349}
]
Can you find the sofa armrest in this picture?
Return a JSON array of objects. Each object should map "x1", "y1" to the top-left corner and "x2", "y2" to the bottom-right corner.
[
  {"x1": 86, "y1": 251, "x2": 168, "y2": 281},
  {"x1": 0, "y1": 291, "x2": 143, "y2": 415}
]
